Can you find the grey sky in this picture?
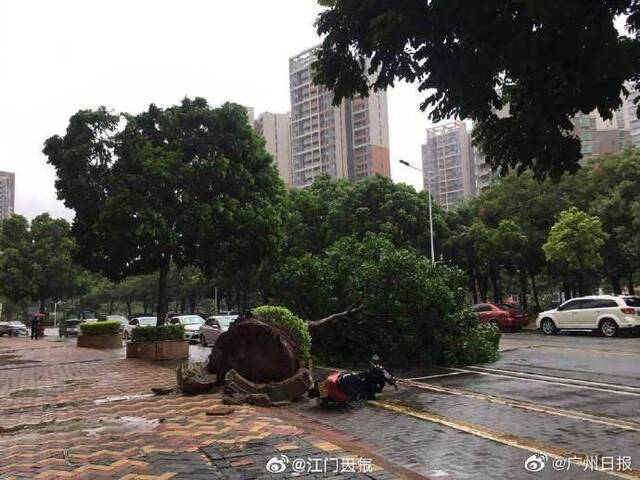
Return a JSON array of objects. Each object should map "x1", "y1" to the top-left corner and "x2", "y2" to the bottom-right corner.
[{"x1": 0, "y1": 0, "x2": 429, "y2": 220}]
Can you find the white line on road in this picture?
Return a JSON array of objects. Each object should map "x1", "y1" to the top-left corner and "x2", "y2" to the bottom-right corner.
[
  {"x1": 461, "y1": 366, "x2": 640, "y2": 395},
  {"x1": 399, "y1": 379, "x2": 640, "y2": 432},
  {"x1": 372, "y1": 400, "x2": 640, "y2": 480}
]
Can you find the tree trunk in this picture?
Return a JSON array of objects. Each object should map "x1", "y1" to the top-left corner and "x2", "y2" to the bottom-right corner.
[
  {"x1": 126, "y1": 299, "x2": 132, "y2": 318},
  {"x1": 489, "y1": 264, "x2": 501, "y2": 303},
  {"x1": 108, "y1": 300, "x2": 114, "y2": 315},
  {"x1": 477, "y1": 268, "x2": 489, "y2": 302},
  {"x1": 518, "y1": 268, "x2": 528, "y2": 311},
  {"x1": 628, "y1": 278, "x2": 636, "y2": 295},
  {"x1": 577, "y1": 271, "x2": 586, "y2": 297},
  {"x1": 156, "y1": 258, "x2": 171, "y2": 326},
  {"x1": 189, "y1": 295, "x2": 196, "y2": 314},
  {"x1": 610, "y1": 277, "x2": 622, "y2": 295},
  {"x1": 530, "y1": 272, "x2": 541, "y2": 311},
  {"x1": 39, "y1": 299, "x2": 46, "y2": 314},
  {"x1": 179, "y1": 297, "x2": 186, "y2": 314},
  {"x1": 562, "y1": 280, "x2": 572, "y2": 301},
  {"x1": 470, "y1": 270, "x2": 479, "y2": 304}
]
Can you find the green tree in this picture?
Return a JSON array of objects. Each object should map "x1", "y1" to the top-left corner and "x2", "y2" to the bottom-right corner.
[
  {"x1": 313, "y1": 1, "x2": 640, "y2": 178},
  {"x1": 0, "y1": 214, "x2": 87, "y2": 313},
  {"x1": 271, "y1": 233, "x2": 499, "y2": 366},
  {"x1": 583, "y1": 150, "x2": 640, "y2": 294},
  {"x1": 44, "y1": 98, "x2": 285, "y2": 324},
  {"x1": 543, "y1": 207, "x2": 608, "y2": 296}
]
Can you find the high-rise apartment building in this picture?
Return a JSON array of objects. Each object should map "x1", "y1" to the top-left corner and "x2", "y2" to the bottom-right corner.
[
  {"x1": 254, "y1": 112, "x2": 292, "y2": 187},
  {"x1": 422, "y1": 121, "x2": 487, "y2": 211},
  {"x1": 288, "y1": 46, "x2": 390, "y2": 188},
  {"x1": 0, "y1": 171, "x2": 15, "y2": 219},
  {"x1": 572, "y1": 112, "x2": 631, "y2": 159}
]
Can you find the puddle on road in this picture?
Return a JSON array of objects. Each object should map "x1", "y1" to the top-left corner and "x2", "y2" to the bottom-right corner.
[
  {"x1": 9, "y1": 379, "x2": 95, "y2": 398},
  {"x1": 0, "y1": 354, "x2": 38, "y2": 366},
  {"x1": 82, "y1": 416, "x2": 160, "y2": 437},
  {"x1": 93, "y1": 393, "x2": 154, "y2": 405}
]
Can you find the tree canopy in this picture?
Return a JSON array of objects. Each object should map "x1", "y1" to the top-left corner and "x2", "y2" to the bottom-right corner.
[
  {"x1": 0, "y1": 214, "x2": 87, "y2": 312},
  {"x1": 44, "y1": 98, "x2": 285, "y2": 323},
  {"x1": 314, "y1": 1, "x2": 640, "y2": 179},
  {"x1": 543, "y1": 208, "x2": 608, "y2": 296}
]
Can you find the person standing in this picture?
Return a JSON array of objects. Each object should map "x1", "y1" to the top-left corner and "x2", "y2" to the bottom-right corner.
[{"x1": 30, "y1": 315, "x2": 39, "y2": 340}]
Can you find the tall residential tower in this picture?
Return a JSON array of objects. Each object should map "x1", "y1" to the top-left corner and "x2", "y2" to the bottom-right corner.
[
  {"x1": 288, "y1": 46, "x2": 390, "y2": 188},
  {"x1": 254, "y1": 112, "x2": 292, "y2": 187},
  {"x1": 0, "y1": 171, "x2": 15, "y2": 219},
  {"x1": 421, "y1": 121, "x2": 490, "y2": 211}
]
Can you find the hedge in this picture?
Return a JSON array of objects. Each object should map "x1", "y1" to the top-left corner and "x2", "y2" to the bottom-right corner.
[
  {"x1": 131, "y1": 324, "x2": 185, "y2": 343},
  {"x1": 79, "y1": 320, "x2": 120, "y2": 336},
  {"x1": 251, "y1": 305, "x2": 311, "y2": 359}
]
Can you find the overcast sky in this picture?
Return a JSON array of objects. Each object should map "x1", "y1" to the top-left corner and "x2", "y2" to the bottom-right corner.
[{"x1": 0, "y1": 0, "x2": 430, "y2": 220}]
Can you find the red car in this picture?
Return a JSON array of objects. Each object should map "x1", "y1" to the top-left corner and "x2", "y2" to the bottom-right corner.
[{"x1": 472, "y1": 303, "x2": 528, "y2": 331}]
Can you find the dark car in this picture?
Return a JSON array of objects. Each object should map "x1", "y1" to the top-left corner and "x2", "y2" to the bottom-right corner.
[{"x1": 472, "y1": 303, "x2": 527, "y2": 331}]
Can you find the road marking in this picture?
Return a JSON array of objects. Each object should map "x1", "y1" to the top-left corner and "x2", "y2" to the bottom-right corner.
[
  {"x1": 532, "y1": 345, "x2": 640, "y2": 358},
  {"x1": 399, "y1": 379, "x2": 640, "y2": 432},
  {"x1": 371, "y1": 400, "x2": 640, "y2": 479},
  {"x1": 403, "y1": 371, "x2": 469, "y2": 381},
  {"x1": 461, "y1": 366, "x2": 640, "y2": 395}
]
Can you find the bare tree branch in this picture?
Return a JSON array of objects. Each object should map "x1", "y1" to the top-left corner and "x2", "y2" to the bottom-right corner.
[{"x1": 308, "y1": 302, "x2": 363, "y2": 328}]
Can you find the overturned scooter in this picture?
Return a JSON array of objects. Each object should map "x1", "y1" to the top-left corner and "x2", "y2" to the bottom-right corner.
[{"x1": 308, "y1": 357, "x2": 398, "y2": 406}]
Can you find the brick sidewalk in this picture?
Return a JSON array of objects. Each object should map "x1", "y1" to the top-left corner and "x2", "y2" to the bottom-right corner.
[{"x1": 0, "y1": 338, "x2": 409, "y2": 480}]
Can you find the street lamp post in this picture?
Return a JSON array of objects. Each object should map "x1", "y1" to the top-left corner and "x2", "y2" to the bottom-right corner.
[{"x1": 399, "y1": 159, "x2": 436, "y2": 265}]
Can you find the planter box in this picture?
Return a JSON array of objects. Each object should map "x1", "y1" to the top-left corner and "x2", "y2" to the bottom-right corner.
[
  {"x1": 126, "y1": 339, "x2": 189, "y2": 361},
  {"x1": 77, "y1": 334, "x2": 122, "y2": 349}
]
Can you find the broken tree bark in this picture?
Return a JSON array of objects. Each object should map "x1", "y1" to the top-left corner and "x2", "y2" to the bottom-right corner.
[{"x1": 307, "y1": 302, "x2": 362, "y2": 328}]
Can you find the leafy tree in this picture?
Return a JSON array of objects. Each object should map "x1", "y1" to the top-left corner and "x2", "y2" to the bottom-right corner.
[
  {"x1": 583, "y1": 150, "x2": 640, "y2": 294},
  {"x1": 0, "y1": 214, "x2": 87, "y2": 313},
  {"x1": 543, "y1": 207, "x2": 608, "y2": 296},
  {"x1": 0, "y1": 216, "x2": 33, "y2": 306},
  {"x1": 271, "y1": 233, "x2": 499, "y2": 366},
  {"x1": 314, "y1": 1, "x2": 640, "y2": 178},
  {"x1": 44, "y1": 98, "x2": 285, "y2": 324}
]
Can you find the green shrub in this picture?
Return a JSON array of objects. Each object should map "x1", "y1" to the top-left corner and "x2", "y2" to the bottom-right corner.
[
  {"x1": 79, "y1": 320, "x2": 120, "y2": 336},
  {"x1": 433, "y1": 310, "x2": 501, "y2": 366},
  {"x1": 131, "y1": 324, "x2": 184, "y2": 343},
  {"x1": 251, "y1": 305, "x2": 312, "y2": 359}
]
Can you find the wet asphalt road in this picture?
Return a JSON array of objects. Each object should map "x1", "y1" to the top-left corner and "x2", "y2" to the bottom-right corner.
[{"x1": 293, "y1": 330, "x2": 640, "y2": 480}]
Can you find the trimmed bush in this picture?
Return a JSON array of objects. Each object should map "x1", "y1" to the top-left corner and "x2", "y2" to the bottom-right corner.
[
  {"x1": 251, "y1": 305, "x2": 312, "y2": 359},
  {"x1": 79, "y1": 320, "x2": 120, "y2": 336},
  {"x1": 131, "y1": 324, "x2": 185, "y2": 343}
]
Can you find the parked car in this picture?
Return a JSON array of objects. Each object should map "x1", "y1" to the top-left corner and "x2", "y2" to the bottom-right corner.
[
  {"x1": 536, "y1": 295, "x2": 640, "y2": 337},
  {"x1": 169, "y1": 315, "x2": 205, "y2": 343},
  {"x1": 106, "y1": 315, "x2": 129, "y2": 337},
  {"x1": 200, "y1": 313, "x2": 239, "y2": 346},
  {"x1": 0, "y1": 321, "x2": 28, "y2": 336},
  {"x1": 124, "y1": 316, "x2": 157, "y2": 340},
  {"x1": 472, "y1": 303, "x2": 528, "y2": 331},
  {"x1": 59, "y1": 319, "x2": 84, "y2": 337},
  {"x1": 497, "y1": 302, "x2": 529, "y2": 328}
]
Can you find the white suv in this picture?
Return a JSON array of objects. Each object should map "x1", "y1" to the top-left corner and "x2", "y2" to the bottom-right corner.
[{"x1": 536, "y1": 295, "x2": 640, "y2": 337}]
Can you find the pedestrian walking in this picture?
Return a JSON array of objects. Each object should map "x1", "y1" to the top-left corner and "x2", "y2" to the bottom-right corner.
[{"x1": 30, "y1": 315, "x2": 39, "y2": 340}]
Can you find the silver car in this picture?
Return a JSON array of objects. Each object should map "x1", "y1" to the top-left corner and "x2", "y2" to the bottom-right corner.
[
  {"x1": 0, "y1": 321, "x2": 28, "y2": 336},
  {"x1": 169, "y1": 315, "x2": 205, "y2": 343},
  {"x1": 123, "y1": 316, "x2": 157, "y2": 340},
  {"x1": 200, "y1": 313, "x2": 238, "y2": 346}
]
